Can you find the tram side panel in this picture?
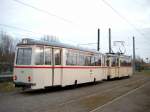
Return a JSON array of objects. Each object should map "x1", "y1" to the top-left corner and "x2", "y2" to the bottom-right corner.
[
  {"x1": 102, "y1": 67, "x2": 108, "y2": 80},
  {"x1": 62, "y1": 68, "x2": 90, "y2": 86},
  {"x1": 119, "y1": 67, "x2": 125, "y2": 77},
  {"x1": 31, "y1": 68, "x2": 52, "y2": 89},
  {"x1": 14, "y1": 68, "x2": 33, "y2": 85},
  {"x1": 119, "y1": 56, "x2": 132, "y2": 77},
  {"x1": 119, "y1": 67, "x2": 132, "y2": 77},
  {"x1": 62, "y1": 67, "x2": 105, "y2": 86},
  {"x1": 92, "y1": 68, "x2": 105, "y2": 81},
  {"x1": 128, "y1": 67, "x2": 133, "y2": 76}
]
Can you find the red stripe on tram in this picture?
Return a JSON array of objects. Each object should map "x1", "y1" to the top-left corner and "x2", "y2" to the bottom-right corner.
[{"x1": 14, "y1": 66, "x2": 107, "y2": 69}]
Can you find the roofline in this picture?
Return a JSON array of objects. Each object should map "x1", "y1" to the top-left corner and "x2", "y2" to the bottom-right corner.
[{"x1": 17, "y1": 38, "x2": 102, "y2": 54}]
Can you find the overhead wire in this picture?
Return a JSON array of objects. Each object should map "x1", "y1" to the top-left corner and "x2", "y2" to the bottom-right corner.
[
  {"x1": 101, "y1": 0, "x2": 148, "y2": 40},
  {"x1": 2, "y1": 0, "x2": 149, "y2": 48},
  {"x1": 0, "y1": 23, "x2": 42, "y2": 36},
  {"x1": 12, "y1": 0, "x2": 73, "y2": 24},
  {"x1": 0, "y1": 23, "x2": 81, "y2": 44}
]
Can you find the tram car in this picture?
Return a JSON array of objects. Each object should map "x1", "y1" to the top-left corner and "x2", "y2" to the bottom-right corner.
[{"x1": 13, "y1": 38, "x2": 132, "y2": 90}]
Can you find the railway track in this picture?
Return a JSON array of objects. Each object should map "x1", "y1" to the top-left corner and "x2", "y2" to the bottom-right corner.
[
  {"x1": 36, "y1": 75, "x2": 150, "y2": 112},
  {"x1": 58, "y1": 77, "x2": 146, "y2": 106},
  {"x1": 89, "y1": 81, "x2": 150, "y2": 112},
  {"x1": 0, "y1": 74, "x2": 150, "y2": 112}
]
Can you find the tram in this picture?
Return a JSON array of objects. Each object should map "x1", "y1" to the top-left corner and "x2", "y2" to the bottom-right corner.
[{"x1": 13, "y1": 38, "x2": 132, "y2": 90}]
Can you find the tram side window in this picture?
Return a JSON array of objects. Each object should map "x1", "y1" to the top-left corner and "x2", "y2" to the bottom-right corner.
[
  {"x1": 66, "y1": 51, "x2": 72, "y2": 65},
  {"x1": 106, "y1": 59, "x2": 110, "y2": 67},
  {"x1": 85, "y1": 56, "x2": 91, "y2": 66},
  {"x1": 111, "y1": 57, "x2": 116, "y2": 67},
  {"x1": 98, "y1": 55, "x2": 101, "y2": 66},
  {"x1": 35, "y1": 47, "x2": 44, "y2": 65},
  {"x1": 101, "y1": 56, "x2": 105, "y2": 66},
  {"x1": 45, "y1": 47, "x2": 52, "y2": 65},
  {"x1": 95, "y1": 55, "x2": 101, "y2": 66},
  {"x1": 121, "y1": 58, "x2": 132, "y2": 67},
  {"x1": 16, "y1": 48, "x2": 32, "y2": 65},
  {"x1": 79, "y1": 54, "x2": 85, "y2": 66},
  {"x1": 116, "y1": 58, "x2": 119, "y2": 66},
  {"x1": 73, "y1": 53, "x2": 78, "y2": 65},
  {"x1": 66, "y1": 51, "x2": 78, "y2": 65},
  {"x1": 121, "y1": 58, "x2": 129, "y2": 66},
  {"x1": 91, "y1": 55, "x2": 95, "y2": 66},
  {"x1": 54, "y1": 49, "x2": 61, "y2": 65}
]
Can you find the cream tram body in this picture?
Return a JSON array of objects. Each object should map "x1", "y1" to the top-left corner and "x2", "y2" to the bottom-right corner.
[{"x1": 13, "y1": 39, "x2": 132, "y2": 90}]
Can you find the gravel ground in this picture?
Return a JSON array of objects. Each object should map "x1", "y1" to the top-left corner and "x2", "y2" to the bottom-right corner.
[
  {"x1": 0, "y1": 73, "x2": 150, "y2": 112},
  {"x1": 93, "y1": 80, "x2": 150, "y2": 112}
]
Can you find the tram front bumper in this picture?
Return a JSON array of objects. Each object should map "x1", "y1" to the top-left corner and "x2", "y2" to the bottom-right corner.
[{"x1": 14, "y1": 82, "x2": 36, "y2": 88}]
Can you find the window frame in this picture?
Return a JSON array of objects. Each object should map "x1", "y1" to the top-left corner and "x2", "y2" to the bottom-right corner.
[
  {"x1": 34, "y1": 46, "x2": 44, "y2": 65},
  {"x1": 44, "y1": 46, "x2": 52, "y2": 65},
  {"x1": 53, "y1": 48, "x2": 61, "y2": 65},
  {"x1": 16, "y1": 47, "x2": 32, "y2": 65}
]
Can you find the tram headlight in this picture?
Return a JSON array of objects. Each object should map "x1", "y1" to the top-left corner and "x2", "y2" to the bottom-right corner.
[
  {"x1": 13, "y1": 75, "x2": 17, "y2": 81},
  {"x1": 28, "y1": 76, "x2": 31, "y2": 82}
]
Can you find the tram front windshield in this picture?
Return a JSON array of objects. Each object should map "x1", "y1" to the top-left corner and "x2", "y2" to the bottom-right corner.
[{"x1": 16, "y1": 48, "x2": 32, "y2": 65}]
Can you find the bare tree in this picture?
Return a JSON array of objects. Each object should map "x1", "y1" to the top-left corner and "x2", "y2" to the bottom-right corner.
[
  {"x1": 41, "y1": 35, "x2": 60, "y2": 43},
  {"x1": 0, "y1": 31, "x2": 15, "y2": 63}
]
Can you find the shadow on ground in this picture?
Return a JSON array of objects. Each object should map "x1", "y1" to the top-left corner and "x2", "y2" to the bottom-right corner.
[{"x1": 21, "y1": 76, "x2": 130, "y2": 95}]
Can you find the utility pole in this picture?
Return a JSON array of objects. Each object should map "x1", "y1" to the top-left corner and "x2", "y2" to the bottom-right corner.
[
  {"x1": 109, "y1": 28, "x2": 111, "y2": 53},
  {"x1": 97, "y1": 28, "x2": 100, "y2": 51},
  {"x1": 133, "y1": 36, "x2": 136, "y2": 74}
]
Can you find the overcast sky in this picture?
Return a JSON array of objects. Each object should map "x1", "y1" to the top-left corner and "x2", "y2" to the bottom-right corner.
[{"x1": 0, "y1": 0, "x2": 150, "y2": 59}]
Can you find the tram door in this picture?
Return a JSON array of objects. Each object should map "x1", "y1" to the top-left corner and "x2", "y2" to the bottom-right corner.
[{"x1": 52, "y1": 48, "x2": 62, "y2": 86}]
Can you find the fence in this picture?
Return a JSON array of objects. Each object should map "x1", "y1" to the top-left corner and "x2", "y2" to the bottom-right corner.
[{"x1": 0, "y1": 63, "x2": 13, "y2": 82}]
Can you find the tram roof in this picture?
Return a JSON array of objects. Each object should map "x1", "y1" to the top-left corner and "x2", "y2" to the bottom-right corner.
[{"x1": 17, "y1": 38, "x2": 102, "y2": 54}]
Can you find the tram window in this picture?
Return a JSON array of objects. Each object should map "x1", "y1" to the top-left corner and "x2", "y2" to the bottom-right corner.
[
  {"x1": 54, "y1": 49, "x2": 61, "y2": 65},
  {"x1": 94, "y1": 56, "x2": 98, "y2": 66},
  {"x1": 35, "y1": 47, "x2": 44, "y2": 65},
  {"x1": 94, "y1": 55, "x2": 101, "y2": 66},
  {"x1": 45, "y1": 47, "x2": 52, "y2": 65},
  {"x1": 121, "y1": 57, "x2": 132, "y2": 67},
  {"x1": 85, "y1": 56, "x2": 91, "y2": 66},
  {"x1": 101, "y1": 56, "x2": 105, "y2": 66},
  {"x1": 16, "y1": 48, "x2": 32, "y2": 65},
  {"x1": 111, "y1": 57, "x2": 116, "y2": 67},
  {"x1": 120, "y1": 58, "x2": 129, "y2": 66},
  {"x1": 91, "y1": 56, "x2": 95, "y2": 66},
  {"x1": 116, "y1": 58, "x2": 119, "y2": 66},
  {"x1": 66, "y1": 51, "x2": 72, "y2": 65},
  {"x1": 106, "y1": 59, "x2": 110, "y2": 66},
  {"x1": 79, "y1": 54, "x2": 85, "y2": 66},
  {"x1": 66, "y1": 51, "x2": 78, "y2": 65},
  {"x1": 73, "y1": 53, "x2": 77, "y2": 65},
  {"x1": 98, "y1": 56, "x2": 101, "y2": 66}
]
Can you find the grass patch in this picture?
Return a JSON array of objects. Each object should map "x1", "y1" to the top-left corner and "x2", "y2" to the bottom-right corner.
[
  {"x1": 136, "y1": 69, "x2": 150, "y2": 76},
  {"x1": 0, "y1": 82, "x2": 17, "y2": 92}
]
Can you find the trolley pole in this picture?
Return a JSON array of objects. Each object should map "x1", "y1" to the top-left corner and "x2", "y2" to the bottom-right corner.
[
  {"x1": 97, "y1": 28, "x2": 100, "y2": 51},
  {"x1": 133, "y1": 36, "x2": 136, "y2": 74},
  {"x1": 109, "y1": 28, "x2": 111, "y2": 53}
]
